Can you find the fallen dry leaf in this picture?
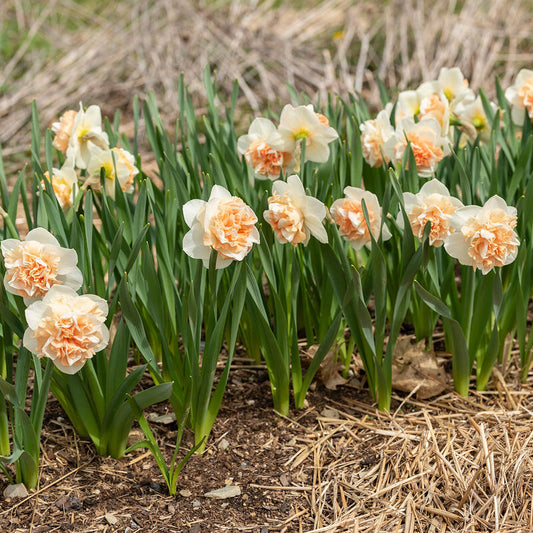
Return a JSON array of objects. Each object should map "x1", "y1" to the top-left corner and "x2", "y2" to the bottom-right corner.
[
  {"x1": 391, "y1": 335, "x2": 448, "y2": 399},
  {"x1": 307, "y1": 344, "x2": 348, "y2": 390}
]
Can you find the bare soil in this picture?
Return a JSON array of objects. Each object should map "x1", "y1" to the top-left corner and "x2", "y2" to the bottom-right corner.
[{"x1": 0, "y1": 365, "x2": 343, "y2": 533}]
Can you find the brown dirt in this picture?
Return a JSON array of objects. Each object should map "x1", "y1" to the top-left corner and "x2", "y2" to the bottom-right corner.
[
  {"x1": 0, "y1": 364, "x2": 339, "y2": 533},
  {"x1": 1, "y1": 354, "x2": 533, "y2": 533}
]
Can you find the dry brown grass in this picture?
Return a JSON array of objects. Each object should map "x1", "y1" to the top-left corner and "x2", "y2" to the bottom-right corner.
[
  {"x1": 289, "y1": 382, "x2": 533, "y2": 531},
  {"x1": 0, "y1": 0, "x2": 531, "y2": 162}
]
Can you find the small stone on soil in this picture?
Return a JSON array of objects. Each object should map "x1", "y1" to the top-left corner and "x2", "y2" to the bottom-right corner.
[
  {"x1": 55, "y1": 495, "x2": 81, "y2": 511},
  {"x1": 179, "y1": 489, "x2": 192, "y2": 497},
  {"x1": 147, "y1": 412, "x2": 176, "y2": 424},
  {"x1": 217, "y1": 438, "x2": 230, "y2": 450},
  {"x1": 192, "y1": 500, "x2": 201, "y2": 508},
  {"x1": 320, "y1": 407, "x2": 340, "y2": 419},
  {"x1": 105, "y1": 513, "x2": 118, "y2": 525},
  {"x1": 149, "y1": 482, "x2": 163, "y2": 493},
  {"x1": 3, "y1": 483, "x2": 29, "y2": 499},
  {"x1": 205, "y1": 485, "x2": 241, "y2": 499}
]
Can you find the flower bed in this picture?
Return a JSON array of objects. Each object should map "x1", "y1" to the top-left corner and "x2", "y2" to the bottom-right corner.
[{"x1": 1, "y1": 68, "x2": 533, "y2": 507}]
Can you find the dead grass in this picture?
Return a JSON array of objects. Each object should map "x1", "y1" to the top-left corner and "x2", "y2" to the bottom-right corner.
[
  {"x1": 0, "y1": 0, "x2": 531, "y2": 165},
  {"x1": 290, "y1": 376, "x2": 533, "y2": 532}
]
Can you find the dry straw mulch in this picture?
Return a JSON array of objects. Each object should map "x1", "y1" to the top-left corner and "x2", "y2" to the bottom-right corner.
[{"x1": 293, "y1": 380, "x2": 533, "y2": 532}]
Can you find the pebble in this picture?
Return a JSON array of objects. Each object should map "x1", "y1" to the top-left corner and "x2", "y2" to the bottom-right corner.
[
  {"x1": 217, "y1": 438, "x2": 230, "y2": 451},
  {"x1": 55, "y1": 494, "x2": 81, "y2": 511},
  {"x1": 179, "y1": 489, "x2": 192, "y2": 497},
  {"x1": 192, "y1": 500, "x2": 201, "y2": 508},
  {"x1": 320, "y1": 407, "x2": 340, "y2": 419},
  {"x1": 3, "y1": 483, "x2": 29, "y2": 499},
  {"x1": 204, "y1": 485, "x2": 241, "y2": 499},
  {"x1": 149, "y1": 482, "x2": 163, "y2": 493},
  {"x1": 105, "y1": 513, "x2": 118, "y2": 525},
  {"x1": 147, "y1": 412, "x2": 176, "y2": 425}
]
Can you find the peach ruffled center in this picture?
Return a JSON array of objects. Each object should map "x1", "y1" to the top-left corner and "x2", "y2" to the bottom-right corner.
[
  {"x1": 34, "y1": 302, "x2": 106, "y2": 368},
  {"x1": 52, "y1": 110, "x2": 77, "y2": 153},
  {"x1": 419, "y1": 95, "x2": 447, "y2": 130},
  {"x1": 4, "y1": 242, "x2": 61, "y2": 299},
  {"x1": 361, "y1": 122, "x2": 388, "y2": 167},
  {"x1": 463, "y1": 210, "x2": 519, "y2": 272},
  {"x1": 408, "y1": 195, "x2": 457, "y2": 246},
  {"x1": 333, "y1": 198, "x2": 375, "y2": 244},
  {"x1": 264, "y1": 193, "x2": 306, "y2": 245},
  {"x1": 245, "y1": 140, "x2": 291, "y2": 179},
  {"x1": 404, "y1": 132, "x2": 444, "y2": 172},
  {"x1": 518, "y1": 77, "x2": 533, "y2": 119},
  {"x1": 43, "y1": 172, "x2": 74, "y2": 209},
  {"x1": 316, "y1": 113, "x2": 330, "y2": 126},
  {"x1": 204, "y1": 198, "x2": 258, "y2": 260}
]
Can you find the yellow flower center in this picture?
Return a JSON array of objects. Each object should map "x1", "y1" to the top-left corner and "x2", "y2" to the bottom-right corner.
[
  {"x1": 294, "y1": 129, "x2": 311, "y2": 141},
  {"x1": 472, "y1": 115, "x2": 486, "y2": 131},
  {"x1": 103, "y1": 161, "x2": 115, "y2": 179}
]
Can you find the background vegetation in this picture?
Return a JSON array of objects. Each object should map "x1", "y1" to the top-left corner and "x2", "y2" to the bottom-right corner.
[{"x1": 1, "y1": 0, "x2": 532, "y2": 171}]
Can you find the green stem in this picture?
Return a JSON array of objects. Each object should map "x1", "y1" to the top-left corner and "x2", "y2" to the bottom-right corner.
[
  {"x1": 462, "y1": 267, "x2": 476, "y2": 359},
  {"x1": 0, "y1": 403, "x2": 9, "y2": 456},
  {"x1": 272, "y1": 385, "x2": 290, "y2": 417}
]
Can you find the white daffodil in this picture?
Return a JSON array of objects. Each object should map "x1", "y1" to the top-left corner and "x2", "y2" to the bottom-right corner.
[
  {"x1": 505, "y1": 68, "x2": 533, "y2": 126},
  {"x1": 263, "y1": 174, "x2": 328, "y2": 246},
  {"x1": 399, "y1": 179, "x2": 464, "y2": 247},
  {"x1": 454, "y1": 95, "x2": 498, "y2": 144},
  {"x1": 183, "y1": 185, "x2": 259, "y2": 269},
  {"x1": 237, "y1": 117, "x2": 293, "y2": 180},
  {"x1": 437, "y1": 67, "x2": 475, "y2": 110},
  {"x1": 444, "y1": 196, "x2": 520, "y2": 274},
  {"x1": 359, "y1": 108, "x2": 394, "y2": 167},
  {"x1": 383, "y1": 117, "x2": 451, "y2": 177},
  {"x1": 330, "y1": 187, "x2": 391, "y2": 250},
  {"x1": 85, "y1": 146, "x2": 137, "y2": 199},
  {"x1": 66, "y1": 103, "x2": 109, "y2": 169},
  {"x1": 1, "y1": 227, "x2": 83, "y2": 304},
  {"x1": 270, "y1": 104, "x2": 339, "y2": 163},
  {"x1": 42, "y1": 158, "x2": 78, "y2": 210},
  {"x1": 396, "y1": 84, "x2": 450, "y2": 135},
  {"x1": 23, "y1": 285, "x2": 109, "y2": 374}
]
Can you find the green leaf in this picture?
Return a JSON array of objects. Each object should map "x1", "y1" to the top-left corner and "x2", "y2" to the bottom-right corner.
[{"x1": 108, "y1": 382, "x2": 172, "y2": 458}]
